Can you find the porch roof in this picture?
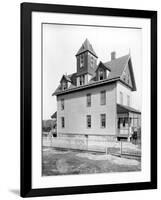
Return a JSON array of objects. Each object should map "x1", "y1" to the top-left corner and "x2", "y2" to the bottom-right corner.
[{"x1": 117, "y1": 104, "x2": 141, "y2": 114}]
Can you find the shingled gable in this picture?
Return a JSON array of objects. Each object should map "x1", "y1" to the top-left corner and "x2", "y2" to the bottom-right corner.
[
  {"x1": 76, "y1": 38, "x2": 98, "y2": 58},
  {"x1": 95, "y1": 61, "x2": 111, "y2": 72},
  {"x1": 53, "y1": 53, "x2": 136, "y2": 95},
  {"x1": 103, "y1": 54, "x2": 136, "y2": 91}
]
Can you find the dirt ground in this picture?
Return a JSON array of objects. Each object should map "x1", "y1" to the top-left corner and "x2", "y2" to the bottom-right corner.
[{"x1": 42, "y1": 147, "x2": 141, "y2": 176}]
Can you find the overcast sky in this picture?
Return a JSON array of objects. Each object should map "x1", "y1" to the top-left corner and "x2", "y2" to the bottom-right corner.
[{"x1": 43, "y1": 23, "x2": 142, "y2": 120}]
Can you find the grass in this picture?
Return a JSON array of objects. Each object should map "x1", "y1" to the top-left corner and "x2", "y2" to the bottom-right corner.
[{"x1": 42, "y1": 147, "x2": 141, "y2": 176}]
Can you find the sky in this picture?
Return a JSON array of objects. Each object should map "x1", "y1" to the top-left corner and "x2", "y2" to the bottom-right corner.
[{"x1": 43, "y1": 23, "x2": 142, "y2": 120}]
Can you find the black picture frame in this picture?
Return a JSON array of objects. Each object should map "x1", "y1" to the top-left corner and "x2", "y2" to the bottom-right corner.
[{"x1": 21, "y1": 2, "x2": 157, "y2": 197}]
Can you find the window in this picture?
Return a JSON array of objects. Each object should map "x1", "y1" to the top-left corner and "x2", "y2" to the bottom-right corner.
[
  {"x1": 122, "y1": 71, "x2": 126, "y2": 81},
  {"x1": 99, "y1": 69, "x2": 104, "y2": 80},
  {"x1": 91, "y1": 56, "x2": 94, "y2": 68},
  {"x1": 62, "y1": 81, "x2": 67, "y2": 90},
  {"x1": 80, "y1": 54, "x2": 84, "y2": 68},
  {"x1": 87, "y1": 115, "x2": 91, "y2": 128},
  {"x1": 127, "y1": 95, "x2": 130, "y2": 106},
  {"x1": 100, "y1": 114, "x2": 106, "y2": 128},
  {"x1": 120, "y1": 92, "x2": 123, "y2": 104},
  {"x1": 100, "y1": 91, "x2": 106, "y2": 105},
  {"x1": 87, "y1": 93, "x2": 91, "y2": 107},
  {"x1": 61, "y1": 99, "x2": 64, "y2": 110},
  {"x1": 127, "y1": 74, "x2": 130, "y2": 84},
  {"x1": 61, "y1": 117, "x2": 65, "y2": 128},
  {"x1": 80, "y1": 75, "x2": 85, "y2": 85}
]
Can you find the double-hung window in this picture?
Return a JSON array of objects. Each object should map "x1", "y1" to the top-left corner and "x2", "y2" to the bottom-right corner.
[
  {"x1": 62, "y1": 81, "x2": 67, "y2": 90},
  {"x1": 99, "y1": 69, "x2": 104, "y2": 80},
  {"x1": 100, "y1": 114, "x2": 106, "y2": 128},
  {"x1": 61, "y1": 99, "x2": 64, "y2": 110},
  {"x1": 120, "y1": 92, "x2": 123, "y2": 105},
  {"x1": 100, "y1": 91, "x2": 106, "y2": 105},
  {"x1": 80, "y1": 54, "x2": 84, "y2": 68},
  {"x1": 80, "y1": 75, "x2": 85, "y2": 85},
  {"x1": 87, "y1": 93, "x2": 91, "y2": 107},
  {"x1": 61, "y1": 117, "x2": 65, "y2": 128},
  {"x1": 87, "y1": 115, "x2": 91, "y2": 128},
  {"x1": 127, "y1": 95, "x2": 130, "y2": 106}
]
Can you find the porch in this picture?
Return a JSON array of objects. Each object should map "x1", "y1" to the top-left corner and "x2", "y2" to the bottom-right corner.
[{"x1": 117, "y1": 104, "x2": 141, "y2": 141}]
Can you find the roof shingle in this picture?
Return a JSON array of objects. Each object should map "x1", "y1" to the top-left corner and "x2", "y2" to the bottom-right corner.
[
  {"x1": 104, "y1": 54, "x2": 130, "y2": 79},
  {"x1": 76, "y1": 38, "x2": 98, "y2": 57},
  {"x1": 53, "y1": 53, "x2": 136, "y2": 96}
]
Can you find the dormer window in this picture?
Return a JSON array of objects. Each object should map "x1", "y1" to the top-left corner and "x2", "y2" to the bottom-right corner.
[
  {"x1": 80, "y1": 75, "x2": 85, "y2": 85},
  {"x1": 62, "y1": 81, "x2": 67, "y2": 90},
  {"x1": 80, "y1": 54, "x2": 84, "y2": 68},
  {"x1": 99, "y1": 69, "x2": 104, "y2": 80}
]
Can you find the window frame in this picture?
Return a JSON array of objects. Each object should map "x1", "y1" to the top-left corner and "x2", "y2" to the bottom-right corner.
[
  {"x1": 62, "y1": 81, "x2": 67, "y2": 90},
  {"x1": 86, "y1": 115, "x2": 91, "y2": 128},
  {"x1": 99, "y1": 69, "x2": 104, "y2": 80},
  {"x1": 80, "y1": 54, "x2": 84, "y2": 68},
  {"x1": 91, "y1": 56, "x2": 94, "y2": 68},
  {"x1": 61, "y1": 99, "x2": 64, "y2": 110},
  {"x1": 87, "y1": 93, "x2": 91, "y2": 107},
  {"x1": 79, "y1": 75, "x2": 85, "y2": 86},
  {"x1": 100, "y1": 114, "x2": 106, "y2": 128},
  {"x1": 120, "y1": 91, "x2": 123, "y2": 104},
  {"x1": 100, "y1": 90, "x2": 106, "y2": 105},
  {"x1": 61, "y1": 117, "x2": 65, "y2": 128},
  {"x1": 127, "y1": 95, "x2": 130, "y2": 106}
]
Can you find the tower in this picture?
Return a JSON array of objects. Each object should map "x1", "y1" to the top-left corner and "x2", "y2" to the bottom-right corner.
[{"x1": 75, "y1": 39, "x2": 98, "y2": 86}]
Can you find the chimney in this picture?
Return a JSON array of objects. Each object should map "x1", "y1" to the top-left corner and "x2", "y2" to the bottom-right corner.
[{"x1": 111, "y1": 51, "x2": 116, "y2": 60}]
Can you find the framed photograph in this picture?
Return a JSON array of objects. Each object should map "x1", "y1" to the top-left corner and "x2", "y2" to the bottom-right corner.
[{"x1": 21, "y1": 2, "x2": 157, "y2": 197}]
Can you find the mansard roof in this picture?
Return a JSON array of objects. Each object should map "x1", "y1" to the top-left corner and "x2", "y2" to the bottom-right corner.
[
  {"x1": 53, "y1": 54, "x2": 136, "y2": 96},
  {"x1": 76, "y1": 38, "x2": 98, "y2": 58}
]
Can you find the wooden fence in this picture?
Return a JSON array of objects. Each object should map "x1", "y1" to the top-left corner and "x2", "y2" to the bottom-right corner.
[{"x1": 42, "y1": 134, "x2": 141, "y2": 160}]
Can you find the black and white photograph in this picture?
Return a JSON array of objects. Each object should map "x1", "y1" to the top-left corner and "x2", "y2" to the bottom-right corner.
[
  {"x1": 20, "y1": 3, "x2": 157, "y2": 197},
  {"x1": 42, "y1": 23, "x2": 142, "y2": 176}
]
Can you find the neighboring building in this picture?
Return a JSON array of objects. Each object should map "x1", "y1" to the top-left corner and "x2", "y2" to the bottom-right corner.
[{"x1": 53, "y1": 39, "x2": 141, "y2": 141}]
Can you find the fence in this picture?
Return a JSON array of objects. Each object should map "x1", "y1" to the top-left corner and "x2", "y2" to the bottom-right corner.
[{"x1": 43, "y1": 134, "x2": 141, "y2": 159}]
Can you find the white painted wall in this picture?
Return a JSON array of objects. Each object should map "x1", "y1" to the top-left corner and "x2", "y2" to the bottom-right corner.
[
  {"x1": 116, "y1": 81, "x2": 132, "y2": 106},
  {"x1": 57, "y1": 83, "x2": 117, "y2": 135}
]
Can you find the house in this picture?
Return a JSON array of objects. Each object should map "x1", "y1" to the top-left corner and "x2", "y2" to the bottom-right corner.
[{"x1": 53, "y1": 39, "x2": 141, "y2": 141}]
